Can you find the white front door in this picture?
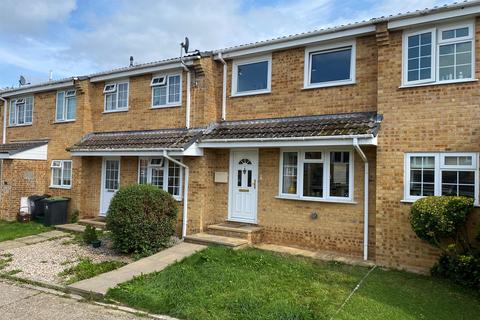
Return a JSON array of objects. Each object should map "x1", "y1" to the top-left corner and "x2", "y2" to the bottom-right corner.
[
  {"x1": 100, "y1": 157, "x2": 120, "y2": 216},
  {"x1": 229, "y1": 150, "x2": 258, "y2": 223}
]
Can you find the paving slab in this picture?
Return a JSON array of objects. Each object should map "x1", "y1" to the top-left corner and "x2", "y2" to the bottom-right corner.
[
  {"x1": 68, "y1": 242, "x2": 206, "y2": 297},
  {"x1": 0, "y1": 240, "x2": 25, "y2": 252},
  {"x1": 15, "y1": 235, "x2": 48, "y2": 245},
  {"x1": 37, "y1": 230, "x2": 69, "y2": 238},
  {"x1": 0, "y1": 280, "x2": 147, "y2": 320},
  {"x1": 54, "y1": 223, "x2": 87, "y2": 233}
]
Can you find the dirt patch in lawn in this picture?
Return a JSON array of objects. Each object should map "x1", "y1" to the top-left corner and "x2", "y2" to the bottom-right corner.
[{"x1": 0, "y1": 235, "x2": 131, "y2": 285}]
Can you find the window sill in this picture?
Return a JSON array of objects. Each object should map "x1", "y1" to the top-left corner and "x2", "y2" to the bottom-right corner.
[
  {"x1": 8, "y1": 124, "x2": 32, "y2": 128},
  {"x1": 151, "y1": 104, "x2": 181, "y2": 109},
  {"x1": 230, "y1": 90, "x2": 271, "y2": 98},
  {"x1": 399, "y1": 78, "x2": 478, "y2": 89},
  {"x1": 102, "y1": 109, "x2": 128, "y2": 114},
  {"x1": 53, "y1": 120, "x2": 76, "y2": 124},
  {"x1": 49, "y1": 185, "x2": 72, "y2": 190},
  {"x1": 275, "y1": 195, "x2": 356, "y2": 204},
  {"x1": 303, "y1": 81, "x2": 356, "y2": 90}
]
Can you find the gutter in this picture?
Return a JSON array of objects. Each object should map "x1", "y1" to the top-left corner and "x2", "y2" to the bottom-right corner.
[
  {"x1": 163, "y1": 150, "x2": 189, "y2": 238},
  {"x1": 218, "y1": 52, "x2": 227, "y2": 121},
  {"x1": 353, "y1": 138, "x2": 369, "y2": 261},
  {"x1": 201, "y1": 134, "x2": 375, "y2": 143}
]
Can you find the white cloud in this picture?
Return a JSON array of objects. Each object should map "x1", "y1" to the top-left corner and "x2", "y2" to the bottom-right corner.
[
  {"x1": 0, "y1": 0, "x2": 76, "y2": 34},
  {"x1": 0, "y1": 0, "x2": 453, "y2": 84}
]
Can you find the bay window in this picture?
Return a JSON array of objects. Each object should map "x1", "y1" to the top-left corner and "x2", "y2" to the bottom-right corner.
[
  {"x1": 403, "y1": 22, "x2": 474, "y2": 86},
  {"x1": 279, "y1": 150, "x2": 353, "y2": 201},
  {"x1": 9, "y1": 96, "x2": 33, "y2": 126},
  {"x1": 404, "y1": 153, "x2": 478, "y2": 203},
  {"x1": 138, "y1": 157, "x2": 182, "y2": 199}
]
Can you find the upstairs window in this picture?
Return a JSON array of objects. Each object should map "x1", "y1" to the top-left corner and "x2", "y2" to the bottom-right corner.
[
  {"x1": 403, "y1": 22, "x2": 474, "y2": 85},
  {"x1": 232, "y1": 55, "x2": 271, "y2": 96},
  {"x1": 9, "y1": 96, "x2": 33, "y2": 126},
  {"x1": 51, "y1": 160, "x2": 72, "y2": 188},
  {"x1": 304, "y1": 41, "x2": 356, "y2": 88},
  {"x1": 404, "y1": 153, "x2": 478, "y2": 204},
  {"x1": 104, "y1": 81, "x2": 129, "y2": 112},
  {"x1": 151, "y1": 74, "x2": 181, "y2": 108},
  {"x1": 280, "y1": 150, "x2": 353, "y2": 202},
  {"x1": 56, "y1": 90, "x2": 76, "y2": 122}
]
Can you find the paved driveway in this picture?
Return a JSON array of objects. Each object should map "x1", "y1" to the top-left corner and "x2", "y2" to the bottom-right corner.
[{"x1": 0, "y1": 280, "x2": 142, "y2": 320}]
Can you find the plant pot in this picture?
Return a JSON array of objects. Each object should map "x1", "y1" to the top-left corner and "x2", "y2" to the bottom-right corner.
[{"x1": 91, "y1": 240, "x2": 102, "y2": 248}]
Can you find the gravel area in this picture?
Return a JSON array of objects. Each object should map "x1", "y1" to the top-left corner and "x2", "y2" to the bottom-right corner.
[{"x1": 0, "y1": 235, "x2": 132, "y2": 285}]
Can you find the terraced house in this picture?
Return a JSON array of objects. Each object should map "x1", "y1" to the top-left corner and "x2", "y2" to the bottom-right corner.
[{"x1": 1, "y1": 1, "x2": 479, "y2": 273}]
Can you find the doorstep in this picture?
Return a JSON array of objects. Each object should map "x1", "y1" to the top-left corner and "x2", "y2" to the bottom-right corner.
[
  {"x1": 184, "y1": 233, "x2": 250, "y2": 249},
  {"x1": 55, "y1": 223, "x2": 102, "y2": 234}
]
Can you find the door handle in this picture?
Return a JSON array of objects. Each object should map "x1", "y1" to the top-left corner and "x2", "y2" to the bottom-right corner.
[{"x1": 253, "y1": 180, "x2": 256, "y2": 189}]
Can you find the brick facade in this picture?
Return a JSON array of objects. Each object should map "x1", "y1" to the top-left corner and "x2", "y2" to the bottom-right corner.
[{"x1": 1, "y1": 8, "x2": 479, "y2": 273}]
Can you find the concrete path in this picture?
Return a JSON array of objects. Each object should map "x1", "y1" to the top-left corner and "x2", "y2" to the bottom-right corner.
[
  {"x1": 0, "y1": 230, "x2": 68, "y2": 252},
  {"x1": 68, "y1": 242, "x2": 206, "y2": 297},
  {"x1": 0, "y1": 280, "x2": 146, "y2": 320}
]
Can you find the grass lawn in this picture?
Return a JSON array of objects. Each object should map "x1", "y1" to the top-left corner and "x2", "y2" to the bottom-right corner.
[
  {"x1": 0, "y1": 220, "x2": 52, "y2": 242},
  {"x1": 59, "y1": 258, "x2": 127, "y2": 284},
  {"x1": 106, "y1": 246, "x2": 480, "y2": 320}
]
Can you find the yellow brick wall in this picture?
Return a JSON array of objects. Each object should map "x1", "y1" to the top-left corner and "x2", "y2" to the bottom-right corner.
[
  {"x1": 222, "y1": 35, "x2": 378, "y2": 120},
  {"x1": 375, "y1": 21, "x2": 480, "y2": 272}
]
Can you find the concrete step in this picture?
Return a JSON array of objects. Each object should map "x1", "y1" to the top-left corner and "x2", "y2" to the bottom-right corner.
[
  {"x1": 184, "y1": 232, "x2": 249, "y2": 249},
  {"x1": 78, "y1": 218, "x2": 107, "y2": 230},
  {"x1": 207, "y1": 222, "x2": 263, "y2": 243}
]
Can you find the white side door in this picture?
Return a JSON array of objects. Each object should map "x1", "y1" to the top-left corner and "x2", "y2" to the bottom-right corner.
[
  {"x1": 100, "y1": 157, "x2": 120, "y2": 216},
  {"x1": 229, "y1": 150, "x2": 258, "y2": 223}
]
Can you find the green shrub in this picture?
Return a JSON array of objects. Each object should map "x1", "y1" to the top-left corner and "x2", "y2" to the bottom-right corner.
[
  {"x1": 432, "y1": 252, "x2": 480, "y2": 290},
  {"x1": 70, "y1": 209, "x2": 80, "y2": 223},
  {"x1": 83, "y1": 225, "x2": 98, "y2": 244},
  {"x1": 410, "y1": 196, "x2": 473, "y2": 248},
  {"x1": 106, "y1": 184, "x2": 178, "y2": 255}
]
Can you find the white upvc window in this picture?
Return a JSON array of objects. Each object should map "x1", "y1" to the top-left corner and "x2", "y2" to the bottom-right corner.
[
  {"x1": 279, "y1": 149, "x2": 354, "y2": 202},
  {"x1": 9, "y1": 96, "x2": 33, "y2": 126},
  {"x1": 231, "y1": 54, "x2": 272, "y2": 96},
  {"x1": 404, "y1": 152, "x2": 479, "y2": 204},
  {"x1": 104, "y1": 81, "x2": 129, "y2": 112},
  {"x1": 56, "y1": 89, "x2": 76, "y2": 122},
  {"x1": 403, "y1": 21, "x2": 475, "y2": 86},
  {"x1": 51, "y1": 160, "x2": 72, "y2": 189},
  {"x1": 138, "y1": 157, "x2": 182, "y2": 200},
  {"x1": 304, "y1": 40, "x2": 356, "y2": 89},
  {"x1": 151, "y1": 73, "x2": 182, "y2": 108}
]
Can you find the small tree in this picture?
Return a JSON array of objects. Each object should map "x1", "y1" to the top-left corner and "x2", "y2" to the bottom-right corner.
[{"x1": 106, "y1": 184, "x2": 178, "y2": 255}]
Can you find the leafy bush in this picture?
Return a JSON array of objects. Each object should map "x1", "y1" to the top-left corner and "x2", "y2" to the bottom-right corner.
[
  {"x1": 410, "y1": 196, "x2": 479, "y2": 290},
  {"x1": 431, "y1": 252, "x2": 480, "y2": 290},
  {"x1": 83, "y1": 225, "x2": 98, "y2": 244},
  {"x1": 106, "y1": 184, "x2": 178, "y2": 255},
  {"x1": 70, "y1": 209, "x2": 80, "y2": 223},
  {"x1": 410, "y1": 196, "x2": 473, "y2": 249}
]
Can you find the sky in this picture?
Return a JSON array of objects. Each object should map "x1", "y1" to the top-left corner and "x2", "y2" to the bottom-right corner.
[{"x1": 0, "y1": 0, "x2": 455, "y2": 88}]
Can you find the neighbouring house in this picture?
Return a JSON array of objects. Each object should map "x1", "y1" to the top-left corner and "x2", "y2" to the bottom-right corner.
[{"x1": 0, "y1": 2, "x2": 479, "y2": 273}]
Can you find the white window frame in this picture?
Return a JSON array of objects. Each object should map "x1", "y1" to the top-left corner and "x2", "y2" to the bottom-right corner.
[
  {"x1": 50, "y1": 160, "x2": 72, "y2": 189},
  {"x1": 138, "y1": 157, "x2": 183, "y2": 200},
  {"x1": 304, "y1": 40, "x2": 356, "y2": 89},
  {"x1": 278, "y1": 149, "x2": 354, "y2": 203},
  {"x1": 9, "y1": 96, "x2": 34, "y2": 126},
  {"x1": 402, "y1": 21, "x2": 475, "y2": 86},
  {"x1": 151, "y1": 73, "x2": 182, "y2": 108},
  {"x1": 404, "y1": 152, "x2": 479, "y2": 205},
  {"x1": 103, "y1": 80, "x2": 129, "y2": 112},
  {"x1": 231, "y1": 54, "x2": 272, "y2": 97},
  {"x1": 56, "y1": 89, "x2": 76, "y2": 122}
]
